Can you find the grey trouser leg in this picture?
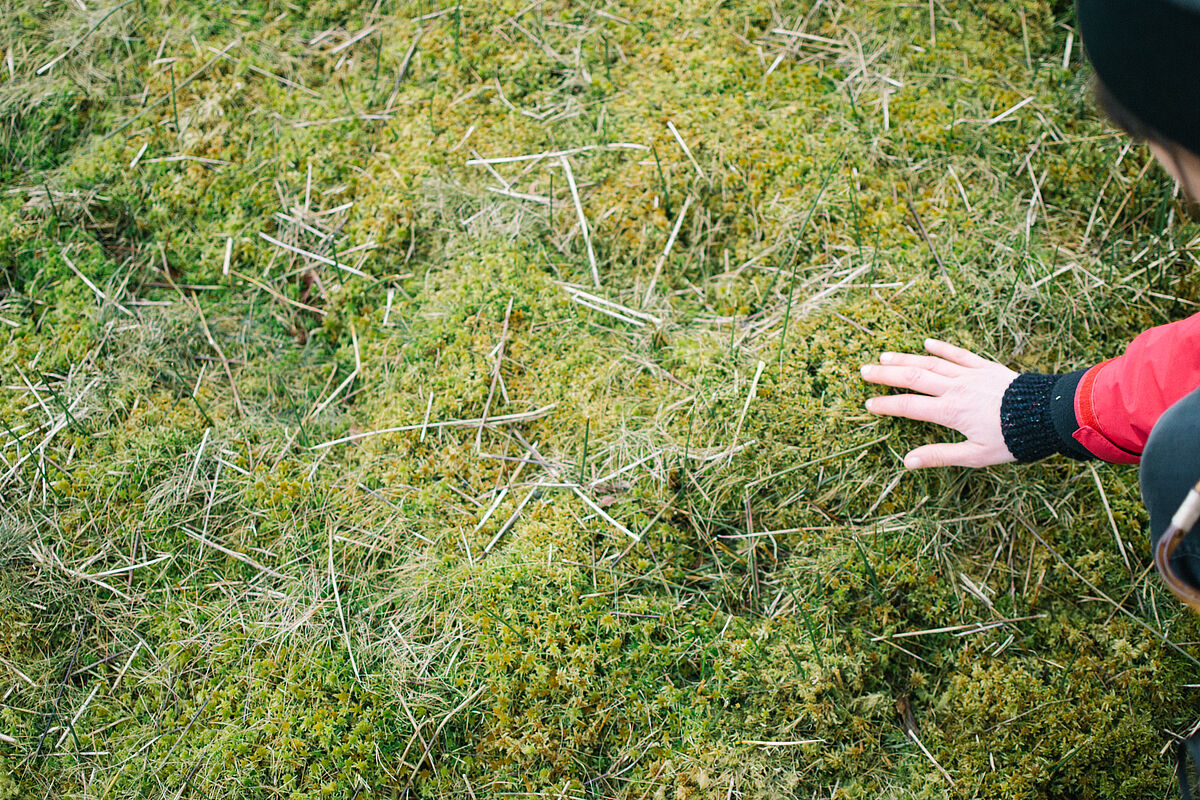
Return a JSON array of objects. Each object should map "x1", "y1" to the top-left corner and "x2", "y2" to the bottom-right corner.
[{"x1": 1142, "y1": 386, "x2": 1200, "y2": 589}]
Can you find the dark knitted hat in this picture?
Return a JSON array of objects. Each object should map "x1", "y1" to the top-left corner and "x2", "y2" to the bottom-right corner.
[{"x1": 1077, "y1": 0, "x2": 1200, "y2": 156}]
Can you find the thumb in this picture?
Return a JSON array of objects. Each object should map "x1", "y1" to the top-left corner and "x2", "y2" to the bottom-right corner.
[{"x1": 904, "y1": 442, "x2": 989, "y2": 469}]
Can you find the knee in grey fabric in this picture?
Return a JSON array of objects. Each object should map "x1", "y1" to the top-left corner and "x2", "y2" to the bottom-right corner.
[{"x1": 1142, "y1": 386, "x2": 1200, "y2": 590}]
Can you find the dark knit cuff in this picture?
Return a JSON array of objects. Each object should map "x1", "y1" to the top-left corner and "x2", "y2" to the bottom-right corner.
[
  {"x1": 1001, "y1": 373, "x2": 1060, "y2": 462},
  {"x1": 1000, "y1": 371, "x2": 1095, "y2": 462},
  {"x1": 1048, "y1": 370, "x2": 1093, "y2": 461}
]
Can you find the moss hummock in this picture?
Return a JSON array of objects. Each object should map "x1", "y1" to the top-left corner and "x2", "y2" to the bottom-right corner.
[{"x1": 2, "y1": 1, "x2": 1198, "y2": 798}]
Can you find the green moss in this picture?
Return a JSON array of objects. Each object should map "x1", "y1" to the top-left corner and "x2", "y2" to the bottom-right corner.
[{"x1": 3, "y1": 1, "x2": 1199, "y2": 798}]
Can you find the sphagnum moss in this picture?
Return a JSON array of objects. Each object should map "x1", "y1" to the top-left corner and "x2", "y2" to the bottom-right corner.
[{"x1": 2, "y1": 1, "x2": 1199, "y2": 798}]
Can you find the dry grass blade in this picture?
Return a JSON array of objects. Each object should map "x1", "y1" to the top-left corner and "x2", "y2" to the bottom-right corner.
[
  {"x1": 573, "y1": 486, "x2": 639, "y2": 542},
  {"x1": 206, "y1": 46, "x2": 319, "y2": 96},
  {"x1": 402, "y1": 684, "x2": 486, "y2": 794},
  {"x1": 984, "y1": 95, "x2": 1034, "y2": 126},
  {"x1": 129, "y1": 142, "x2": 148, "y2": 168},
  {"x1": 1089, "y1": 464, "x2": 1133, "y2": 575},
  {"x1": 326, "y1": 26, "x2": 377, "y2": 55},
  {"x1": 642, "y1": 194, "x2": 694, "y2": 307},
  {"x1": 28, "y1": 544, "x2": 131, "y2": 600},
  {"x1": 36, "y1": 0, "x2": 137, "y2": 75},
  {"x1": 903, "y1": 196, "x2": 955, "y2": 296},
  {"x1": 477, "y1": 298, "x2": 514, "y2": 449},
  {"x1": 54, "y1": 683, "x2": 101, "y2": 749},
  {"x1": 465, "y1": 143, "x2": 647, "y2": 166},
  {"x1": 561, "y1": 284, "x2": 662, "y2": 325},
  {"x1": 486, "y1": 186, "x2": 549, "y2": 204},
  {"x1": 728, "y1": 360, "x2": 765, "y2": 460},
  {"x1": 871, "y1": 614, "x2": 1047, "y2": 641},
  {"x1": 666, "y1": 120, "x2": 704, "y2": 179},
  {"x1": 483, "y1": 486, "x2": 538, "y2": 554},
  {"x1": 61, "y1": 249, "x2": 134, "y2": 317},
  {"x1": 104, "y1": 36, "x2": 242, "y2": 140},
  {"x1": 182, "y1": 527, "x2": 286, "y2": 581},
  {"x1": 907, "y1": 727, "x2": 955, "y2": 786},
  {"x1": 472, "y1": 487, "x2": 509, "y2": 534},
  {"x1": 258, "y1": 232, "x2": 371, "y2": 278},
  {"x1": 187, "y1": 292, "x2": 245, "y2": 418},
  {"x1": 232, "y1": 269, "x2": 326, "y2": 314},
  {"x1": 329, "y1": 529, "x2": 360, "y2": 681},
  {"x1": 558, "y1": 156, "x2": 599, "y2": 286},
  {"x1": 420, "y1": 391, "x2": 435, "y2": 442},
  {"x1": 310, "y1": 404, "x2": 557, "y2": 449}
]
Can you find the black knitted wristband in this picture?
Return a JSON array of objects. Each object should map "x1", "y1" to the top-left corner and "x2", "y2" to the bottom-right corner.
[{"x1": 1000, "y1": 372, "x2": 1061, "y2": 462}]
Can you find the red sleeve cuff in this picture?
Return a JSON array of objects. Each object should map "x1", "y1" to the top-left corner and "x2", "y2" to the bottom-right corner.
[{"x1": 1072, "y1": 360, "x2": 1142, "y2": 464}]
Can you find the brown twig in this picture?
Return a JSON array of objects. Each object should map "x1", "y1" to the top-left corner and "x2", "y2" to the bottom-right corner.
[{"x1": 904, "y1": 195, "x2": 955, "y2": 296}]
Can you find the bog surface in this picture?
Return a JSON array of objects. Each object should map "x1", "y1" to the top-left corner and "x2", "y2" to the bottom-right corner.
[{"x1": 1, "y1": 1, "x2": 1198, "y2": 798}]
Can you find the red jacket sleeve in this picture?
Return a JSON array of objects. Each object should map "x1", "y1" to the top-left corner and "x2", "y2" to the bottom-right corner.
[{"x1": 1072, "y1": 312, "x2": 1200, "y2": 464}]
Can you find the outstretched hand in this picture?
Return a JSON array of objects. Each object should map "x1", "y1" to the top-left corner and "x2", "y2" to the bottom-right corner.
[{"x1": 860, "y1": 338, "x2": 1017, "y2": 469}]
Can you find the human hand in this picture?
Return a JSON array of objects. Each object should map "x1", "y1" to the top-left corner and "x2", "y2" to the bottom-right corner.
[{"x1": 859, "y1": 338, "x2": 1017, "y2": 469}]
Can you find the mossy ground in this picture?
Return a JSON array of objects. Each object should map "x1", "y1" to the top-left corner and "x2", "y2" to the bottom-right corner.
[{"x1": 2, "y1": 0, "x2": 1199, "y2": 797}]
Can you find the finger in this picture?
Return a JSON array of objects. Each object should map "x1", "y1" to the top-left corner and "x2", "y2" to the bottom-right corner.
[
  {"x1": 876, "y1": 351, "x2": 963, "y2": 377},
  {"x1": 860, "y1": 364, "x2": 953, "y2": 396},
  {"x1": 864, "y1": 394, "x2": 948, "y2": 426},
  {"x1": 904, "y1": 441, "x2": 1012, "y2": 469},
  {"x1": 923, "y1": 338, "x2": 992, "y2": 369}
]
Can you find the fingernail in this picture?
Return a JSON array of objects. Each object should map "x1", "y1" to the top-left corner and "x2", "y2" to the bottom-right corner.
[
  {"x1": 879, "y1": 352, "x2": 894, "y2": 363},
  {"x1": 860, "y1": 365, "x2": 871, "y2": 378},
  {"x1": 923, "y1": 338, "x2": 935, "y2": 348},
  {"x1": 905, "y1": 454, "x2": 922, "y2": 469},
  {"x1": 865, "y1": 398, "x2": 876, "y2": 412}
]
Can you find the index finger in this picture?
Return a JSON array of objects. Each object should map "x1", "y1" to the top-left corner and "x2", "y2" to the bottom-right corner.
[{"x1": 923, "y1": 338, "x2": 991, "y2": 369}]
